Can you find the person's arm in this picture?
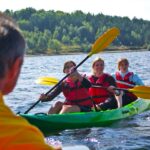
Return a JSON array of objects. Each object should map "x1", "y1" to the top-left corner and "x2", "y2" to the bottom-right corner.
[
  {"x1": 40, "y1": 84, "x2": 62, "y2": 102},
  {"x1": 81, "y1": 77, "x2": 92, "y2": 88},
  {"x1": 106, "y1": 76, "x2": 117, "y2": 93},
  {"x1": 109, "y1": 76, "x2": 125, "y2": 108},
  {"x1": 108, "y1": 76, "x2": 117, "y2": 87},
  {"x1": 131, "y1": 74, "x2": 144, "y2": 85}
]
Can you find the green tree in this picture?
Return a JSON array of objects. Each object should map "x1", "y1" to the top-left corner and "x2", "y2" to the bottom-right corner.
[
  {"x1": 62, "y1": 35, "x2": 70, "y2": 44},
  {"x1": 48, "y1": 39, "x2": 61, "y2": 54}
]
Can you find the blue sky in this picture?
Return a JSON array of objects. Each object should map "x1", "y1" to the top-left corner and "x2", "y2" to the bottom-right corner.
[{"x1": 0, "y1": 0, "x2": 150, "y2": 21}]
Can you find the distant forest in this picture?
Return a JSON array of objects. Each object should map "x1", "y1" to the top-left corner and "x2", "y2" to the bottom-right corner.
[{"x1": 4, "y1": 8, "x2": 150, "y2": 54}]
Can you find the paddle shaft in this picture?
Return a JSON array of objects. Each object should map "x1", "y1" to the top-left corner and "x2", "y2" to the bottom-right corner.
[
  {"x1": 116, "y1": 80, "x2": 135, "y2": 87},
  {"x1": 24, "y1": 99, "x2": 41, "y2": 114},
  {"x1": 46, "y1": 56, "x2": 98, "y2": 111},
  {"x1": 46, "y1": 55, "x2": 90, "y2": 95},
  {"x1": 92, "y1": 85, "x2": 150, "y2": 99},
  {"x1": 92, "y1": 85, "x2": 131, "y2": 91},
  {"x1": 25, "y1": 55, "x2": 99, "y2": 113},
  {"x1": 24, "y1": 55, "x2": 90, "y2": 114}
]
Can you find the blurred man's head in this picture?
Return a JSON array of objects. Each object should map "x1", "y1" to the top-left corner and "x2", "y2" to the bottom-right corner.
[{"x1": 0, "y1": 12, "x2": 26, "y2": 95}]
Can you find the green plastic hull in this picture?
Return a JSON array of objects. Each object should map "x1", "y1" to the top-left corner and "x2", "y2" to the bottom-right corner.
[{"x1": 21, "y1": 99, "x2": 150, "y2": 136}]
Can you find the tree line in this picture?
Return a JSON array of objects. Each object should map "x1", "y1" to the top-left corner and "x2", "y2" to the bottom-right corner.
[{"x1": 4, "y1": 8, "x2": 150, "y2": 54}]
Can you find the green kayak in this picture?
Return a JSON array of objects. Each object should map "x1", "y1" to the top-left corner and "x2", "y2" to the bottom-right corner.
[{"x1": 20, "y1": 99, "x2": 150, "y2": 136}]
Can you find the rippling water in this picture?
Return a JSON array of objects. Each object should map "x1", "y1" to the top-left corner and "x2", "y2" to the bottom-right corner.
[{"x1": 5, "y1": 50, "x2": 150, "y2": 149}]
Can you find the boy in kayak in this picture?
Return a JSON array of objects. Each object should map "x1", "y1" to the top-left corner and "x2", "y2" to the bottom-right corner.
[
  {"x1": 112, "y1": 58, "x2": 144, "y2": 106},
  {"x1": 0, "y1": 13, "x2": 60, "y2": 150},
  {"x1": 40, "y1": 60, "x2": 93, "y2": 114},
  {"x1": 88, "y1": 57, "x2": 123, "y2": 110}
]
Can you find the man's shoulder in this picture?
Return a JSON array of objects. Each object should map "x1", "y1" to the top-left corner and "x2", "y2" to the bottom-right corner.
[{"x1": 0, "y1": 108, "x2": 53, "y2": 149}]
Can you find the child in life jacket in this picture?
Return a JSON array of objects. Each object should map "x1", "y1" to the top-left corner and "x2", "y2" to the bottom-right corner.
[
  {"x1": 40, "y1": 60, "x2": 93, "y2": 114},
  {"x1": 112, "y1": 58, "x2": 144, "y2": 106},
  {"x1": 88, "y1": 57, "x2": 122, "y2": 111}
]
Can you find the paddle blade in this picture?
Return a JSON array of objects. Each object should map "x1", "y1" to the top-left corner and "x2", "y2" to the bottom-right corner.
[
  {"x1": 36, "y1": 77, "x2": 59, "y2": 86},
  {"x1": 129, "y1": 86, "x2": 150, "y2": 99},
  {"x1": 88, "y1": 27, "x2": 120, "y2": 56}
]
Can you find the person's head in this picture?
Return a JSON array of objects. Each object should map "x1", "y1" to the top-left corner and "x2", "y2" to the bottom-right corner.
[
  {"x1": 0, "y1": 12, "x2": 26, "y2": 95},
  {"x1": 117, "y1": 58, "x2": 129, "y2": 73},
  {"x1": 63, "y1": 60, "x2": 76, "y2": 74},
  {"x1": 92, "y1": 57, "x2": 104, "y2": 75}
]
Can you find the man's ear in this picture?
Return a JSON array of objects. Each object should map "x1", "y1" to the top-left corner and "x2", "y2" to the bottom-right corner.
[
  {"x1": 3, "y1": 57, "x2": 23, "y2": 95},
  {"x1": 9, "y1": 57, "x2": 23, "y2": 79}
]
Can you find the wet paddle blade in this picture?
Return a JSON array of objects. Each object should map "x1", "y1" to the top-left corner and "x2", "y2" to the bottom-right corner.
[
  {"x1": 36, "y1": 77, "x2": 59, "y2": 85},
  {"x1": 88, "y1": 27, "x2": 120, "y2": 56},
  {"x1": 129, "y1": 86, "x2": 150, "y2": 99}
]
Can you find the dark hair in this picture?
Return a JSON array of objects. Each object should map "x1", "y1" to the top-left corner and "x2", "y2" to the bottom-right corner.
[
  {"x1": 63, "y1": 60, "x2": 76, "y2": 73},
  {"x1": 0, "y1": 12, "x2": 26, "y2": 78}
]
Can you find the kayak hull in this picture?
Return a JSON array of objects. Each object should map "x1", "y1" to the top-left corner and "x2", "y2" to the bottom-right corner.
[{"x1": 20, "y1": 99, "x2": 150, "y2": 136}]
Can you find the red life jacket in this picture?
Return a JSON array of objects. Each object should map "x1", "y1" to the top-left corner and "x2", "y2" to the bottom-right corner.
[
  {"x1": 62, "y1": 78, "x2": 92, "y2": 107},
  {"x1": 88, "y1": 73, "x2": 113, "y2": 104},
  {"x1": 115, "y1": 72, "x2": 135, "y2": 88},
  {"x1": 115, "y1": 71, "x2": 137, "y2": 100}
]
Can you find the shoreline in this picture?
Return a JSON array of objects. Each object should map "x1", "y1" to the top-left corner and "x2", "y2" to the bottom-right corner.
[{"x1": 25, "y1": 48, "x2": 149, "y2": 57}]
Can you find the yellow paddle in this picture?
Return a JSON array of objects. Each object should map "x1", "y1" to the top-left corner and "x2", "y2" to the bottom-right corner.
[
  {"x1": 125, "y1": 86, "x2": 150, "y2": 99},
  {"x1": 37, "y1": 77, "x2": 150, "y2": 100},
  {"x1": 36, "y1": 77, "x2": 135, "y2": 87},
  {"x1": 92, "y1": 85, "x2": 150, "y2": 99},
  {"x1": 24, "y1": 27, "x2": 120, "y2": 114},
  {"x1": 36, "y1": 77, "x2": 59, "y2": 85}
]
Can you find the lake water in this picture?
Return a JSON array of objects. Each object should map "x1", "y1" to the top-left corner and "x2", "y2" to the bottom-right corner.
[{"x1": 5, "y1": 50, "x2": 150, "y2": 149}]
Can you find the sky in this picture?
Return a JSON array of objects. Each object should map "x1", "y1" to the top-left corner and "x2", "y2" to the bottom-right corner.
[{"x1": 0, "y1": 0, "x2": 150, "y2": 21}]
